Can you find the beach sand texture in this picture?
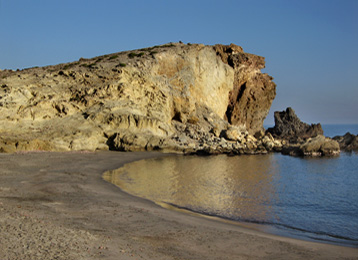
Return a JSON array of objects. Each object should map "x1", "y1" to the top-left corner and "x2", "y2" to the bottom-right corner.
[{"x1": 1, "y1": 151, "x2": 357, "y2": 260}]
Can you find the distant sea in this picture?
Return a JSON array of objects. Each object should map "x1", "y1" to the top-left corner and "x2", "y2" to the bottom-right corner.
[
  {"x1": 106, "y1": 124, "x2": 358, "y2": 247},
  {"x1": 264, "y1": 124, "x2": 358, "y2": 138},
  {"x1": 321, "y1": 124, "x2": 358, "y2": 138}
]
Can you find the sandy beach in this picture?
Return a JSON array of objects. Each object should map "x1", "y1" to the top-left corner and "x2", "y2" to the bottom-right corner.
[{"x1": 0, "y1": 151, "x2": 357, "y2": 260}]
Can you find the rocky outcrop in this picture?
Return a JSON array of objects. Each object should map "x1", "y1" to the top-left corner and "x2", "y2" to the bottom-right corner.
[
  {"x1": 0, "y1": 42, "x2": 276, "y2": 154},
  {"x1": 266, "y1": 107, "x2": 340, "y2": 157},
  {"x1": 282, "y1": 135, "x2": 340, "y2": 157},
  {"x1": 267, "y1": 107, "x2": 323, "y2": 142},
  {"x1": 333, "y1": 133, "x2": 358, "y2": 151}
]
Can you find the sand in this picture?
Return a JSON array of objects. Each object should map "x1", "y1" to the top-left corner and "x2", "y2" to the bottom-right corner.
[{"x1": 0, "y1": 151, "x2": 357, "y2": 260}]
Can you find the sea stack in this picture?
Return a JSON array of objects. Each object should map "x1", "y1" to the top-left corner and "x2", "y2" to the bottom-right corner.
[
  {"x1": 266, "y1": 107, "x2": 324, "y2": 142},
  {"x1": 267, "y1": 107, "x2": 340, "y2": 156}
]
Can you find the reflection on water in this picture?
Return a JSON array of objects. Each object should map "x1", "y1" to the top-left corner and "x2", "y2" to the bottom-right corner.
[
  {"x1": 104, "y1": 153, "x2": 358, "y2": 247},
  {"x1": 105, "y1": 154, "x2": 278, "y2": 222}
]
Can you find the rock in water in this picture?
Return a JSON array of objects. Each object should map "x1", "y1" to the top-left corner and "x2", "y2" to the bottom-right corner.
[
  {"x1": 281, "y1": 135, "x2": 340, "y2": 157},
  {"x1": 266, "y1": 107, "x2": 323, "y2": 142},
  {"x1": 266, "y1": 107, "x2": 341, "y2": 157},
  {"x1": 299, "y1": 135, "x2": 340, "y2": 156},
  {"x1": 0, "y1": 43, "x2": 276, "y2": 153},
  {"x1": 333, "y1": 132, "x2": 358, "y2": 151}
]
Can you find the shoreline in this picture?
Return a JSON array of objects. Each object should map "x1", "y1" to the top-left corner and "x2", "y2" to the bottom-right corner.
[
  {"x1": 1, "y1": 151, "x2": 357, "y2": 259},
  {"x1": 157, "y1": 201, "x2": 358, "y2": 249}
]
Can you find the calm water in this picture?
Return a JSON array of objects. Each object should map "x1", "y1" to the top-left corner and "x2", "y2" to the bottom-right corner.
[
  {"x1": 104, "y1": 125, "x2": 358, "y2": 247},
  {"x1": 322, "y1": 124, "x2": 358, "y2": 138}
]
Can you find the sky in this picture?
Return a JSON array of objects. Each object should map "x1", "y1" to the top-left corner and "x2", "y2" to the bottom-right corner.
[{"x1": 1, "y1": 0, "x2": 357, "y2": 125}]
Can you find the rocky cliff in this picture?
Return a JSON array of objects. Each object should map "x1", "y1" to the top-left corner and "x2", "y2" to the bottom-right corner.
[{"x1": 0, "y1": 42, "x2": 276, "y2": 153}]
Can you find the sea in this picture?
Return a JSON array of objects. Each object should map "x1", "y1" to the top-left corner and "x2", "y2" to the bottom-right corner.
[{"x1": 104, "y1": 124, "x2": 358, "y2": 247}]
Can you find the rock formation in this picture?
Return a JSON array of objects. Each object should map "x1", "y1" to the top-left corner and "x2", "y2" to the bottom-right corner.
[
  {"x1": 281, "y1": 135, "x2": 340, "y2": 157},
  {"x1": 214, "y1": 44, "x2": 276, "y2": 133},
  {"x1": 266, "y1": 107, "x2": 323, "y2": 142},
  {"x1": 0, "y1": 42, "x2": 276, "y2": 154},
  {"x1": 333, "y1": 133, "x2": 358, "y2": 151},
  {"x1": 267, "y1": 107, "x2": 340, "y2": 156}
]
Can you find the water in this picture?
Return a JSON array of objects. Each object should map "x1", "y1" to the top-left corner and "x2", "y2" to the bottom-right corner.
[
  {"x1": 104, "y1": 125, "x2": 358, "y2": 247},
  {"x1": 322, "y1": 124, "x2": 358, "y2": 138}
]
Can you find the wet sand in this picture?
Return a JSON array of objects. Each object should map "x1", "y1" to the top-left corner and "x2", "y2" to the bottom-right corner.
[{"x1": 0, "y1": 151, "x2": 357, "y2": 260}]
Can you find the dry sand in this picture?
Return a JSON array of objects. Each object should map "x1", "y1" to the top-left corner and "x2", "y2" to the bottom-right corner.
[{"x1": 0, "y1": 151, "x2": 357, "y2": 260}]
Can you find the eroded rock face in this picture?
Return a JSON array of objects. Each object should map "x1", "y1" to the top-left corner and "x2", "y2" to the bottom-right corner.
[
  {"x1": 0, "y1": 43, "x2": 276, "y2": 153},
  {"x1": 267, "y1": 107, "x2": 323, "y2": 142},
  {"x1": 214, "y1": 44, "x2": 276, "y2": 134}
]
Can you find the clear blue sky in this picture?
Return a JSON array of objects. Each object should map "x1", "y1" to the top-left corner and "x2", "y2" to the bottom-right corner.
[{"x1": 1, "y1": 0, "x2": 357, "y2": 124}]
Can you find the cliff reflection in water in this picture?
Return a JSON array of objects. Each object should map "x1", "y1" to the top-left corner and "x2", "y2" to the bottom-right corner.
[{"x1": 104, "y1": 154, "x2": 279, "y2": 223}]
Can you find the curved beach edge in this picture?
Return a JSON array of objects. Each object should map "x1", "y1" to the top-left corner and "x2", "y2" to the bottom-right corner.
[{"x1": 0, "y1": 151, "x2": 357, "y2": 260}]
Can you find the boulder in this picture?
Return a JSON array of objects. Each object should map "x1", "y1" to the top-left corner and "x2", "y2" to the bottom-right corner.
[
  {"x1": 289, "y1": 135, "x2": 340, "y2": 156},
  {"x1": 221, "y1": 126, "x2": 246, "y2": 141},
  {"x1": 261, "y1": 133, "x2": 275, "y2": 151}
]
